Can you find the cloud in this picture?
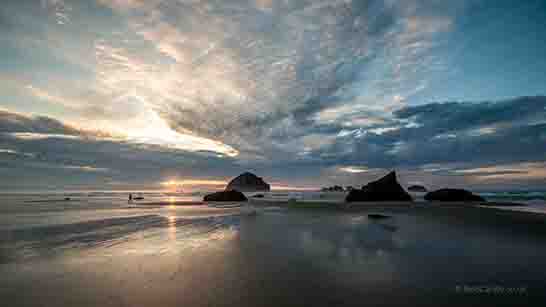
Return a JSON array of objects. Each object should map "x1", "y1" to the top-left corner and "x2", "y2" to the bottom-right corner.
[
  {"x1": 1, "y1": 0, "x2": 464, "y2": 160},
  {"x1": 84, "y1": 0, "x2": 461, "y2": 159},
  {"x1": 9, "y1": 132, "x2": 81, "y2": 141},
  {"x1": 393, "y1": 96, "x2": 546, "y2": 137},
  {"x1": 61, "y1": 165, "x2": 110, "y2": 172},
  {"x1": 0, "y1": 110, "x2": 81, "y2": 135},
  {"x1": 454, "y1": 162, "x2": 546, "y2": 181},
  {"x1": 0, "y1": 110, "x2": 244, "y2": 190},
  {"x1": 2, "y1": 94, "x2": 546, "y2": 190},
  {"x1": 0, "y1": 148, "x2": 35, "y2": 158},
  {"x1": 338, "y1": 166, "x2": 373, "y2": 174},
  {"x1": 2, "y1": 1, "x2": 545, "y2": 189},
  {"x1": 309, "y1": 96, "x2": 546, "y2": 175},
  {"x1": 41, "y1": 0, "x2": 72, "y2": 25},
  {"x1": 26, "y1": 85, "x2": 81, "y2": 109}
]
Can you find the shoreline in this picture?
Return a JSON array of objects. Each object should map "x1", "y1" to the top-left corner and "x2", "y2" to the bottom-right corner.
[
  {"x1": 248, "y1": 198, "x2": 531, "y2": 209},
  {"x1": 127, "y1": 198, "x2": 539, "y2": 212},
  {"x1": 128, "y1": 201, "x2": 206, "y2": 207}
]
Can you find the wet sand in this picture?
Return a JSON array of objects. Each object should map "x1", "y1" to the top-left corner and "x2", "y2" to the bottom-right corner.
[
  {"x1": 128, "y1": 201, "x2": 206, "y2": 207},
  {"x1": 1, "y1": 201, "x2": 545, "y2": 306}
]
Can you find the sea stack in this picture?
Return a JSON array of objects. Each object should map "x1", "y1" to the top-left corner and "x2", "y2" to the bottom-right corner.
[
  {"x1": 226, "y1": 172, "x2": 271, "y2": 192},
  {"x1": 424, "y1": 189, "x2": 485, "y2": 202},
  {"x1": 321, "y1": 185, "x2": 344, "y2": 192},
  {"x1": 346, "y1": 171, "x2": 413, "y2": 202}
]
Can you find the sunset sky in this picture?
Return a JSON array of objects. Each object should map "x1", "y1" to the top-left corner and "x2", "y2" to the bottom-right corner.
[{"x1": 1, "y1": 0, "x2": 545, "y2": 191}]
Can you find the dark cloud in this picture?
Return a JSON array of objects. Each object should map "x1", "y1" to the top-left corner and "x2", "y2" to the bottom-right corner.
[
  {"x1": 393, "y1": 96, "x2": 546, "y2": 138},
  {"x1": 0, "y1": 111, "x2": 244, "y2": 190},
  {"x1": 2, "y1": 94, "x2": 546, "y2": 190},
  {"x1": 388, "y1": 122, "x2": 546, "y2": 167},
  {"x1": 0, "y1": 110, "x2": 81, "y2": 135},
  {"x1": 304, "y1": 96, "x2": 546, "y2": 171}
]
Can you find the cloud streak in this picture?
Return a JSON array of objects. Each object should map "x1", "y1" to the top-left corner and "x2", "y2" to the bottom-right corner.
[{"x1": 86, "y1": 0, "x2": 461, "y2": 158}]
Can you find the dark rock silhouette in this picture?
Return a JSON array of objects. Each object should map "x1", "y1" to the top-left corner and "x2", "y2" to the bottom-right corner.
[
  {"x1": 345, "y1": 171, "x2": 413, "y2": 202},
  {"x1": 424, "y1": 189, "x2": 485, "y2": 202},
  {"x1": 368, "y1": 213, "x2": 391, "y2": 219},
  {"x1": 252, "y1": 194, "x2": 265, "y2": 198},
  {"x1": 480, "y1": 202, "x2": 525, "y2": 207},
  {"x1": 321, "y1": 185, "x2": 344, "y2": 192},
  {"x1": 226, "y1": 172, "x2": 270, "y2": 192},
  {"x1": 408, "y1": 185, "x2": 427, "y2": 192},
  {"x1": 204, "y1": 190, "x2": 248, "y2": 202}
]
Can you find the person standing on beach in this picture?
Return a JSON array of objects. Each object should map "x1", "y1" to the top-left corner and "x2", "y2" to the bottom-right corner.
[{"x1": 128, "y1": 193, "x2": 133, "y2": 204}]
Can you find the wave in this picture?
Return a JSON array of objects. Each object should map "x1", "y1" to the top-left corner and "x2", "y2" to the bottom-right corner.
[{"x1": 479, "y1": 191, "x2": 546, "y2": 201}]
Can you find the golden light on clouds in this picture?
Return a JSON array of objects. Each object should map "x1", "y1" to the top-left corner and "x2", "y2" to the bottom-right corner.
[
  {"x1": 26, "y1": 81, "x2": 240, "y2": 157},
  {"x1": 458, "y1": 163, "x2": 546, "y2": 181},
  {"x1": 118, "y1": 110, "x2": 239, "y2": 157},
  {"x1": 339, "y1": 166, "x2": 370, "y2": 173},
  {"x1": 160, "y1": 180, "x2": 316, "y2": 191},
  {"x1": 161, "y1": 179, "x2": 228, "y2": 187}
]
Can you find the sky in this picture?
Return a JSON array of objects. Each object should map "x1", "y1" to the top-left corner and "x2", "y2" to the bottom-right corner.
[{"x1": 1, "y1": 0, "x2": 545, "y2": 191}]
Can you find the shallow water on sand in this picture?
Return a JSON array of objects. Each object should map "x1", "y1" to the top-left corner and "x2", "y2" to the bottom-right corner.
[{"x1": 1, "y1": 196, "x2": 546, "y2": 306}]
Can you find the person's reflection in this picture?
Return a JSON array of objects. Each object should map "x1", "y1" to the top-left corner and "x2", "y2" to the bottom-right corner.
[{"x1": 168, "y1": 215, "x2": 176, "y2": 241}]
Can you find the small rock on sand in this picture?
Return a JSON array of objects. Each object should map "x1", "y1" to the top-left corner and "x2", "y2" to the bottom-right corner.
[{"x1": 204, "y1": 190, "x2": 248, "y2": 202}]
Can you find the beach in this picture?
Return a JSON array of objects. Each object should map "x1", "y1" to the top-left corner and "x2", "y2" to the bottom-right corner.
[
  {"x1": 2, "y1": 0, "x2": 546, "y2": 305},
  {"x1": 1, "y1": 192, "x2": 545, "y2": 306}
]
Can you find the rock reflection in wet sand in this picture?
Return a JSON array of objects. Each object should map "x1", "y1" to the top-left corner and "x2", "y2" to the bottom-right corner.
[{"x1": 1, "y1": 208, "x2": 546, "y2": 306}]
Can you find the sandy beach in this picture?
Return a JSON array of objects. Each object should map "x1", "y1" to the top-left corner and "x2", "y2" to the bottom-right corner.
[
  {"x1": 1, "y1": 194, "x2": 545, "y2": 307},
  {"x1": 2, "y1": 1, "x2": 546, "y2": 305}
]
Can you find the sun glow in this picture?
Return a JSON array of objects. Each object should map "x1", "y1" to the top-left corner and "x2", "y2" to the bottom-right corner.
[
  {"x1": 75, "y1": 105, "x2": 239, "y2": 157},
  {"x1": 161, "y1": 179, "x2": 227, "y2": 187},
  {"x1": 125, "y1": 110, "x2": 239, "y2": 157},
  {"x1": 339, "y1": 166, "x2": 370, "y2": 173}
]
